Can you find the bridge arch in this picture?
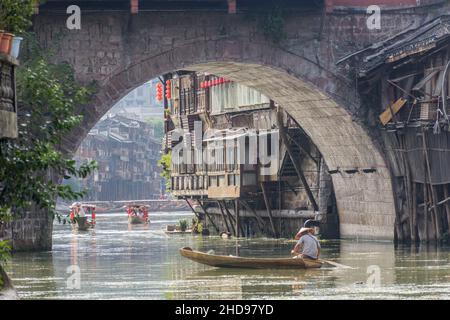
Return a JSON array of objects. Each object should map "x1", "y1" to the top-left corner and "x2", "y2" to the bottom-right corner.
[{"x1": 62, "y1": 38, "x2": 395, "y2": 240}]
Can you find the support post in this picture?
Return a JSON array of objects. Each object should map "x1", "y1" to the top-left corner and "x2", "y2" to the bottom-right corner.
[
  {"x1": 444, "y1": 185, "x2": 450, "y2": 235},
  {"x1": 235, "y1": 200, "x2": 240, "y2": 238},
  {"x1": 197, "y1": 201, "x2": 219, "y2": 233},
  {"x1": 239, "y1": 200, "x2": 265, "y2": 230},
  {"x1": 217, "y1": 201, "x2": 231, "y2": 234},
  {"x1": 277, "y1": 110, "x2": 319, "y2": 211},
  {"x1": 422, "y1": 129, "x2": 442, "y2": 240},
  {"x1": 223, "y1": 201, "x2": 236, "y2": 236},
  {"x1": 260, "y1": 182, "x2": 278, "y2": 238}
]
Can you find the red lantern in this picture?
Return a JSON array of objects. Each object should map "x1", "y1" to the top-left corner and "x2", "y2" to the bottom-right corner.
[
  {"x1": 208, "y1": 80, "x2": 212, "y2": 87},
  {"x1": 213, "y1": 78, "x2": 219, "y2": 86},
  {"x1": 156, "y1": 83, "x2": 163, "y2": 102},
  {"x1": 219, "y1": 77, "x2": 225, "y2": 84},
  {"x1": 200, "y1": 81, "x2": 205, "y2": 89}
]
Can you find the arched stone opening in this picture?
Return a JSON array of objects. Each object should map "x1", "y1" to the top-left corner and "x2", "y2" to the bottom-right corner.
[{"x1": 66, "y1": 39, "x2": 395, "y2": 240}]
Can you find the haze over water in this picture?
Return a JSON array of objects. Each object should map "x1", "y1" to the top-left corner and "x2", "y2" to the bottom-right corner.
[{"x1": 6, "y1": 212, "x2": 450, "y2": 299}]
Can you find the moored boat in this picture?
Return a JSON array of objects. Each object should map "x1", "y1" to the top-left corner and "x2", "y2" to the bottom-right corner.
[{"x1": 179, "y1": 247, "x2": 323, "y2": 269}]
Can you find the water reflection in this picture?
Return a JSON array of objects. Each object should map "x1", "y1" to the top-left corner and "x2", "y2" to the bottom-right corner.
[{"x1": 6, "y1": 212, "x2": 450, "y2": 299}]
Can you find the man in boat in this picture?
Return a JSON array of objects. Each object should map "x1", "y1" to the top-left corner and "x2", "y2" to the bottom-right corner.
[{"x1": 291, "y1": 220, "x2": 321, "y2": 260}]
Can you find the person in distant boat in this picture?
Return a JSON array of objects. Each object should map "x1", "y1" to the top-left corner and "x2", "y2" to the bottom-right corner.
[
  {"x1": 139, "y1": 206, "x2": 147, "y2": 219},
  {"x1": 77, "y1": 203, "x2": 86, "y2": 218},
  {"x1": 291, "y1": 221, "x2": 321, "y2": 260}
]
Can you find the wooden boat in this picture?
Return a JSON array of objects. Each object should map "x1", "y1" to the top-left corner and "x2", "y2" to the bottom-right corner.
[
  {"x1": 179, "y1": 247, "x2": 323, "y2": 269},
  {"x1": 70, "y1": 204, "x2": 96, "y2": 231},
  {"x1": 128, "y1": 215, "x2": 148, "y2": 224},
  {"x1": 126, "y1": 204, "x2": 149, "y2": 224}
]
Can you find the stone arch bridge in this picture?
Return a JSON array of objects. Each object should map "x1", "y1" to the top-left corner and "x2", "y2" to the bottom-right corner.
[{"x1": 13, "y1": 0, "x2": 446, "y2": 249}]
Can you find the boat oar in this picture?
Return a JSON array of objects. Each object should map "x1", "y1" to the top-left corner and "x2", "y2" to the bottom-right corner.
[{"x1": 321, "y1": 259, "x2": 354, "y2": 269}]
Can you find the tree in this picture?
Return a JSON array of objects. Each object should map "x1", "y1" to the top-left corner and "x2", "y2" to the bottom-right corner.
[
  {"x1": 0, "y1": 43, "x2": 97, "y2": 261},
  {"x1": 0, "y1": 0, "x2": 33, "y2": 34}
]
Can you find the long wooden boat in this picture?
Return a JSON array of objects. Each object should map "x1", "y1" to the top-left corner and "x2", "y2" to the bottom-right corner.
[
  {"x1": 128, "y1": 215, "x2": 148, "y2": 224},
  {"x1": 179, "y1": 247, "x2": 323, "y2": 269}
]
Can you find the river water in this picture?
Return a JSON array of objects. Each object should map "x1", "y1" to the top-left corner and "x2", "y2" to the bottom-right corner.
[{"x1": 6, "y1": 211, "x2": 450, "y2": 299}]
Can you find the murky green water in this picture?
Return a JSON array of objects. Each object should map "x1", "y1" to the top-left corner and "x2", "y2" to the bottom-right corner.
[{"x1": 6, "y1": 212, "x2": 450, "y2": 299}]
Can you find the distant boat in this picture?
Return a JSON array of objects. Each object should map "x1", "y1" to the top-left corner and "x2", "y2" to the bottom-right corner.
[
  {"x1": 73, "y1": 216, "x2": 94, "y2": 231},
  {"x1": 128, "y1": 215, "x2": 149, "y2": 224},
  {"x1": 126, "y1": 204, "x2": 149, "y2": 224},
  {"x1": 179, "y1": 247, "x2": 323, "y2": 269},
  {"x1": 69, "y1": 204, "x2": 96, "y2": 231}
]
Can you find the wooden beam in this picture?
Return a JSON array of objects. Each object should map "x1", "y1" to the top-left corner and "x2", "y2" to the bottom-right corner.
[
  {"x1": 197, "y1": 200, "x2": 220, "y2": 233},
  {"x1": 239, "y1": 200, "x2": 264, "y2": 232},
  {"x1": 277, "y1": 111, "x2": 319, "y2": 211},
  {"x1": 422, "y1": 129, "x2": 442, "y2": 241},
  {"x1": 444, "y1": 185, "x2": 450, "y2": 235},
  {"x1": 217, "y1": 201, "x2": 231, "y2": 234},
  {"x1": 260, "y1": 182, "x2": 278, "y2": 238},
  {"x1": 285, "y1": 131, "x2": 318, "y2": 165},
  {"x1": 235, "y1": 200, "x2": 240, "y2": 237},
  {"x1": 379, "y1": 97, "x2": 407, "y2": 126},
  {"x1": 223, "y1": 201, "x2": 236, "y2": 236},
  {"x1": 184, "y1": 198, "x2": 199, "y2": 220}
]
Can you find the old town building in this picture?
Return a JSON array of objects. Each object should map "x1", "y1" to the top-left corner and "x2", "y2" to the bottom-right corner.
[{"x1": 74, "y1": 114, "x2": 163, "y2": 201}]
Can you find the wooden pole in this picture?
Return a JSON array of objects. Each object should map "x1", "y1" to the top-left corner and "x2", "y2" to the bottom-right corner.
[
  {"x1": 223, "y1": 201, "x2": 236, "y2": 236},
  {"x1": 400, "y1": 133, "x2": 414, "y2": 242},
  {"x1": 277, "y1": 110, "x2": 318, "y2": 211},
  {"x1": 239, "y1": 200, "x2": 265, "y2": 228},
  {"x1": 197, "y1": 200, "x2": 220, "y2": 233},
  {"x1": 260, "y1": 182, "x2": 278, "y2": 238},
  {"x1": 422, "y1": 129, "x2": 441, "y2": 241},
  {"x1": 217, "y1": 201, "x2": 231, "y2": 234},
  {"x1": 412, "y1": 182, "x2": 418, "y2": 242},
  {"x1": 444, "y1": 184, "x2": 450, "y2": 235},
  {"x1": 184, "y1": 198, "x2": 200, "y2": 220},
  {"x1": 235, "y1": 199, "x2": 240, "y2": 238}
]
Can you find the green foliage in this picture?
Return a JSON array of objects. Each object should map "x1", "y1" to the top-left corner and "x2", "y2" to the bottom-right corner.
[
  {"x1": 0, "y1": 240, "x2": 11, "y2": 267},
  {"x1": 178, "y1": 219, "x2": 188, "y2": 232},
  {"x1": 0, "y1": 0, "x2": 34, "y2": 34},
  {"x1": 145, "y1": 116, "x2": 164, "y2": 140},
  {"x1": 192, "y1": 217, "x2": 203, "y2": 234},
  {"x1": 158, "y1": 151, "x2": 171, "y2": 190},
  {"x1": 0, "y1": 39, "x2": 97, "y2": 226}
]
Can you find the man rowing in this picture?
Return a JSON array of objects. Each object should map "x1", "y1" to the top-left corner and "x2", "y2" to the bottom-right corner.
[{"x1": 291, "y1": 220, "x2": 321, "y2": 260}]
